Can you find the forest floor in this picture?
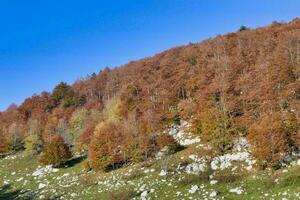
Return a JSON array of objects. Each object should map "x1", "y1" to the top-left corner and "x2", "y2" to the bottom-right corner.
[{"x1": 0, "y1": 144, "x2": 300, "y2": 200}]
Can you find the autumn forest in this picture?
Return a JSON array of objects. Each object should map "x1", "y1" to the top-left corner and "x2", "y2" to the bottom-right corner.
[{"x1": 1, "y1": 19, "x2": 300, "y2": 172}]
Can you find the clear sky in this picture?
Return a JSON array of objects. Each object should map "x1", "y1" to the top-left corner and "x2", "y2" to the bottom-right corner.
[{"x1": 0, "y1": 0, "x2": 299, "y2": 111}]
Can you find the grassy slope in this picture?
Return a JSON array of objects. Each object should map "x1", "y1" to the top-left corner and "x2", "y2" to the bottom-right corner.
[{"x1": 0, "y1": 147, "x2": 300, "y2": 200}]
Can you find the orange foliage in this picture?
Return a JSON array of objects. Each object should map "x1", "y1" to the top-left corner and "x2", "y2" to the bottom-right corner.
[
  {"x1": 248, "y1": 113, "x2": 289, "y2": 163},
  {"x1": 0, "y1": 19, "x2": 300, "y2": 164},
  {"x1": 88, "y1": 121, "x2": 127, "y2": 170}
]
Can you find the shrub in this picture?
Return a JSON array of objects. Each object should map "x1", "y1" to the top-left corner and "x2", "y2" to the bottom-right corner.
[
  {"x1": 157, "y1": 134, "x2": 175, "y2": 149},
  {"x1": 157, "y1": 133, "x2": 183, "y2": 155},
  {"x1": 248, "y1": 113, "x2": 289, "y2": 164},
  {"x1": 167, "y1": 142, "x2": 184, "y2": 155},
  {"x1": 39, "y1": 134, "x2": 72, "y2": 167},
  {"x1": 81, "y1": 159, "x2": 92, "y2": 171},
  {"x1": 24, "y1": 134, "x2": 43, "y2": 155},
  {"x1": 106, "y1": 189, "x2": 138, "y2": 200},
  {"x1": 124, "y1": 142, "x2": 143, "y2": 163}
]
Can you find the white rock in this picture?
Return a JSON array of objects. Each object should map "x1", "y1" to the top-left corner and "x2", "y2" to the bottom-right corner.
[
  {"x1": 188, "y1": 185, "x2": 199, "y2": 194},
  {"x1": 229, "y1": 187, "x2": 243, "y2": 195},
  {"x1": 16, "y1": 177, "x2": 24, "y2": 182},
  {"x1": 71, "y1": 193, "x2": 77, "y2": 197},
  {"x1": 3, "y1": 180, "x2": 10, "y2": 185},
  {"x1": 210, "y1": 191, "x2": 218, "y2": 197},
  {"x1": 159, "y1": 170, "x2": 167, "y2": 176},
  {"x1": 38, "y1": 183, "x2": 46, "y2": 189},
  {"x1": 141, "y1": 191, "x2": 148, "y2": 200},
  {"x1": 53, "y1": 168, "x2": 59, "y2": 172}
]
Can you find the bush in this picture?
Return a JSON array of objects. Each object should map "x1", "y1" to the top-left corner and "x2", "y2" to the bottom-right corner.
[
  {"x1": 248, "y1": 113, "x2": 289, "y2": 164},
  {"x1": 39, "y1": 134, "x2": 72, "y2": 167},
  {"x1": 106, "y1": 189, "x2": 138, "y2": 200},
  {"x1": 81, "y1": 159, "x2": 92, "y2": 171},
  {"x1": 157, "y1": 134, "x2": 183, "y2": 155},
  {"x1": 124, "y1": 142, "x2": 143, "y2": 163},
  {"x1": 24, "y1": 134, "x2": 43, "y2": 155}
]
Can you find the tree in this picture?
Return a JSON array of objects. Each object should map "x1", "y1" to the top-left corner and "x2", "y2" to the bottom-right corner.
[
  {"x1": 44, "y1": 116, "x2": 58, "y2": 142},
  {"x1": 69, "y1": 108, "x2": 89, "y2": 148},
  {"x1": 195, "y1": 103, "x2": 236, "y2": 155},
  {"x1": 52, "y1": 82, "x2": 71, "y2": 105},
  {"x1": 88, "y1": 121, "x2": 126, "y2": 170},
  {"x1": 79, "y1": 110, "x2": 102, "y2": 151},
  {"x1": 0, "y1": 131, "x2": 8, "y2": 156},
  {"x1": 238, "y1": 25, "x2": 249, "y2": 32},
  {"x1": 56, "y1": 119, "x2": 73, "y2": 147},
  {"x1": 39, "y1": 134, "x2": 72, "y2": 167},
  {"x1": 8, "y1": 123, "x2": 24, "y2": 151},
  {"x1": 24, "y1": 119, "x2": 43, "y2": 155},
  {"x1": 248, "y1": 113, "x2": 289, "y2": 164},
  {"x1": 24, "y1": 134, "x2": 43, "y2": 155}
]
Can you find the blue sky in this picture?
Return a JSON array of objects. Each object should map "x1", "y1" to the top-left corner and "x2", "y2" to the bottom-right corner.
[{"x1": 0, "y1": 0, "x2": 299, "y2": 111}]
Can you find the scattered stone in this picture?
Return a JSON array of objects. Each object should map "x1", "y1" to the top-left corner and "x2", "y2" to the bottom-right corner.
[
  {"x1": 188, "y1": 185, "x2": 199, "y2": 194},
  {"x1": 159, "y1": 170, "x2": 167, "y2": 176},
  {"x1": 229, "y1": 187, "x2": 243, "y2": 195},
  {"x1": 38, "y1": 183, "x2": 46, "y2": 189},
  {"x1": 210, "y1": 191, "x2": 218, "y2": 198}
]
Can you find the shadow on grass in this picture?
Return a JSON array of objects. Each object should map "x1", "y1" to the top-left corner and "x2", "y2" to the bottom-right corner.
[
  {"x1": 64, "y1": 154, "x2": 87, "y2": 168},
  {"x1": 0, "y1": 184, "x2": 36, "y2": 200}
]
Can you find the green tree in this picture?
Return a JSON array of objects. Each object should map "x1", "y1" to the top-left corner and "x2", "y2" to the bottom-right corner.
[
  {"x1": 69, "y1": 108, "x2": 89, "y2": 149},
  {"x1": 52, "y1": 82, "x2": 71, "y2": 106},
  {"x1": 24, "y1": 134, "x2": 43, "y2": 155},
  {"x1": 238, "y1": 25, "x2": 249, "y2": 32}
]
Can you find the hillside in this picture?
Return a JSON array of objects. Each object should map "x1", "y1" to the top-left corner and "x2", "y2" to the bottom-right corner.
[{"x1": 1, "y1": 19, "x2": 300, "y2": 199}]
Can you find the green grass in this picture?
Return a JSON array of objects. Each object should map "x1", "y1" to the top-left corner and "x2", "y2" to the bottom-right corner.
[{"x1": 0, "y1": 148, "x2": 300, "y2": 200}]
